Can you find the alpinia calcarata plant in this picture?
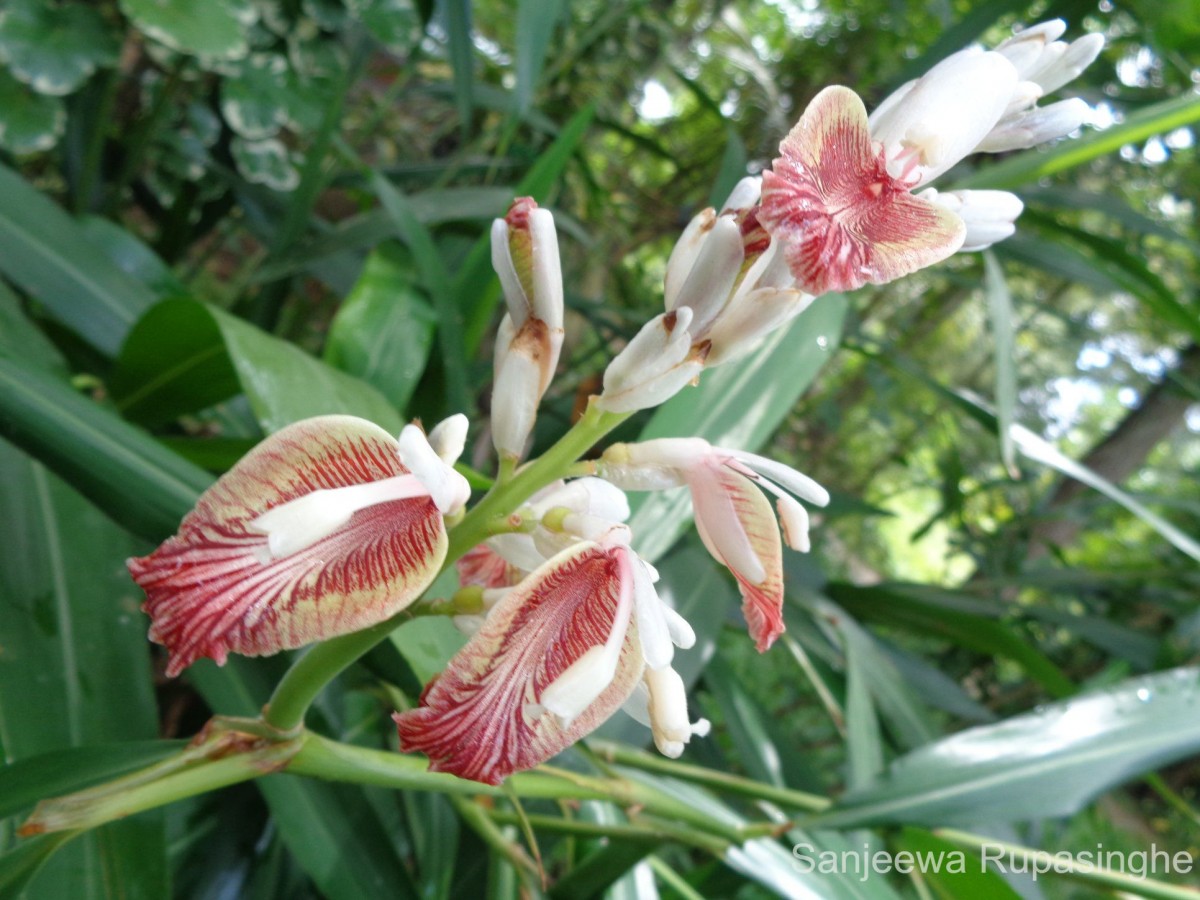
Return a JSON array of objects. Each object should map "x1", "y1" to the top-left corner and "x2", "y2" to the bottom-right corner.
[
  {"x1": 110, "y1": 18, "x2": 1105, "y2": 786},
  {"x1": 22, "y1": 23, "x2": 1168, "y2": 897}
]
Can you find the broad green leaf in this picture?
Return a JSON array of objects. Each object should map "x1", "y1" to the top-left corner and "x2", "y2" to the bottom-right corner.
[
  {"x1": 809, "y1": 666, "x2": 1200, "y2": 829},
  {"x1": 628, "y1": 296, "x2": 848, "y2": 562},
  {"x1": 0, "y1": 280, "x2": 67, "y2": 374},
  {"x1": 118, "y1": 0, "x2": 256, "y2": 61},
  {"x1": 983, "y1": 251, "x2": 1016, "y2": 474},
  {"x1": 514, "y1": 0, "x2": 566, "y2": 113},
  {"x1": 0, "y1": 68, "x2": 63, "y2": 154},
  {"x1": 844, "y1": 629, "x2": 886, "y2": 789},
  {"x1": 324, "y1": 243, "x2": 437, "y2": 415},
  {"x1": 371, "y1": 171, "x2": 471, "y2": 415},
  {"x1": 958, "y1": 93, "x2": 1200, "y2": 190},
  {"x1": 77, "y1": 215, "x2": 187, "y2": 297},
  {"x1": 1012, "y1": 423, "x2": 1200, "y2": 563},
  {"x1": 827, "y1": 582, "x2": 1075, "y2": 699},
  {"x1": 0, "y1": 0, "x2": 118, "y2": 96},
  {"x1": 460, "y1": 104, "x2": 595, "y2": 352},
  {"x1": 0, "y1": 357, "x2": 214, "y2": 541},
  {"x1": 0, "y1": 162, "x2": 157, "y2": 356},
  {"x1": 0, "y1": 440, "x2": 166, "y2": 898},
  {"x1": 0, "y1": 832, "x2": 78, "y2": 898},
  {"x1": 111, "y1": 298, "x2": 405, "y2": 434}
]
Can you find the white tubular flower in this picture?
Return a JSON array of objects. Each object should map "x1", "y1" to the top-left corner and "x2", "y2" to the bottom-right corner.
[
  {"x1": 597, "y1": 306, "x2": 708, "y2": 413},
  {"x1": 919, "y1": 188, "x2": 1025, "y2": 252},
  {"x1": 644, "y1": 665, "x2": 711, "y2": 758},
  {"x1": 491, "y1": 197, "x2": 565, "y2": 459}
]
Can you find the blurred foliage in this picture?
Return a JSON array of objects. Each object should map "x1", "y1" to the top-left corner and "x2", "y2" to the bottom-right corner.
[{"x1": 1, "y1": 0, "x2": 1198, "y2": 896}]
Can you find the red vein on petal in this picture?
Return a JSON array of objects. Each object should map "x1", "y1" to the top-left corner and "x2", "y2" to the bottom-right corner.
[
  {"x1": 128, "y1": 416, "x2": 446, "y2": 676},
  {"x1": 394, "y1": 545, "x2": 644, "y2": 784}
]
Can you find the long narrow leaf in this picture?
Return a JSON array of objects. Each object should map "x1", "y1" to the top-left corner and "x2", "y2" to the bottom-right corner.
[
  {"x1": 983, "y1": 251, "x2": 1017, "y2": 474},
  {"x1": 809, "y1": 666, "x2": 1200, "y2": 829},
  {"x1": 0, "y1": 163, "x2": 157, "y2": 356}
]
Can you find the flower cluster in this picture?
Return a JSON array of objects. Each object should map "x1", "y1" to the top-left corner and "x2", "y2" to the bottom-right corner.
[{"x1": 128, "y1": 21, "x2": 1103, "y2": 784}]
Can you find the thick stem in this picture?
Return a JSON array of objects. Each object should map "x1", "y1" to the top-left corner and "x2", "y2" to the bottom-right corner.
[{"x1": 262, "y1": 401, "x2": 629, "y2": 732}]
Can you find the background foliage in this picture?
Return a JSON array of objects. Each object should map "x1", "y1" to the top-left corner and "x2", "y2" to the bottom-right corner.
[{"x1": 1, "y1": 0, "x2": 1198, "y2": 897}]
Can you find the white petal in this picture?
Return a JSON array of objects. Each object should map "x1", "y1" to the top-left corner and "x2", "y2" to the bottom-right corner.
[
  {"x1": 921, "y1": 188, "x2": 1023, "y2": 252},
  {"x1": 488, "y1": 533, "x2": 548, "y2": 573},
  {"x1": 995, "y1": 20, "x2": 1066, "y2": 78},
  {"x1": 869, "y1": 50, "x2": 1019, "y2": 186},
  {"x1": 249, "y1": 474, "x2": 427, "y2": 558},
  {"x1": 662, "y1": 604, "x2": 696, "y2": 649},
  {"x1": 527, "y1": 208, "x2": 564, "y2": 329},
  {"x1": 670, "y1": 214, "x2": 745, "y2": 336},
  {"x1": 705, "y1": 287, "x2": 814, "y2": 367},
  {"x1": 632, "y1": 555, "x2": 673, "y2": 669},
  {"x1": 775, "y1": 494, "x2": 811, "y2": 552},
  {"x1": 645, "y1": 665, "x2": 707, "y2": 758},
  {"x1": 727, "y1": 450, "x2": 830, "y2": 507},
  {"x1": 665, "y1": 209, "x2": 715, "y2": 311},
  {"x1": 490, "y1": 219, "x2": 528, "y2": 327},
  {"x1": 398, "y1": 423, "x2": 471, "y2": 514},
  {"x1": 691, "y1": 466, "x2": 767, "y2": 585},
  {"x1": 491, "y1": 341, "x2": 542, "y2": 457},
  {"x1": 976, "y1": 97, "x2": 1091, "y2": 153},
  {"x1": 1031, "y1": 32, "x2": 1104, "y2": 95},
  {"x1": 599, "y1": 309, "x2": 704, "y2": 413},
  {"x1": 720, "y1": 175, "x2": 762, "y2": 212},
  {"x1": 428, "y1": 413, "x2": 469, "y2": 464}
]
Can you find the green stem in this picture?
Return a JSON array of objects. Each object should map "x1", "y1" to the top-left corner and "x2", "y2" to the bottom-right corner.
[
  {"x1": 449, "y1": 795, "x2": 541, "y2": 879},
  {"x1": 589, "y1": 740, "x2": 829, "y2": 813},
  {"x1": 647, "y1": 855, "x2": 708, "y2": 900},
  {"x1": 934, "y1": 828, "x2": 1200, "y2": 900},
  {"x1": 489, "y1": 811, "x2": 729, "y2": 857},
  {"x1": 263, "y1": 400, "x2": 629, "y2": 731}
]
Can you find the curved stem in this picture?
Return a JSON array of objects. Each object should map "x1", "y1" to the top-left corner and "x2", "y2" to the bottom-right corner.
[{"x1": 263, "y1": 400, "x2": 630, "y2": 731}]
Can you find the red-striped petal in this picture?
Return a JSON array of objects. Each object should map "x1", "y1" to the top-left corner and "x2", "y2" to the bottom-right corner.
[
  {"x1": 456, "y1": 543, "x2": 518, "y2": 588},
  {"x1": 128, "y1": 416, "x2": 446, "y2": 676},
  {"x1": 759, "y1": 85, "x2": 965, "y2": 295},
  {"x1": 688, "y1": 460, "x2": 785, "y2": 652},
  {"x1": 394, "y1": 543, "x2": 644, "y2": 784}
]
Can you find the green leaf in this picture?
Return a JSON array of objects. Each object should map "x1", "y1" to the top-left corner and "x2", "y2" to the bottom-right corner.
[
  {"x1": 0, "y1": 440, "x2": 167, "y2": 897},
  {"x1": 809, "y1": 666, "x2": 1200, "y2": 829},
  {"x1": 703, "y1": 656, "x2": 787, "y2": 789},
  {"x1": 0, "y1": 357, "x2": 214, "y2": 541},
  {"x1": 371, "y1": 171, "x2": 471, "y2": 415},
  {"x1": 982, "y1": 251, "x2": 1016, "y2": 474},
  {"x1": 118, "y1": 0, "x2": 257, "y2": 61},
  {"x1": 111, "y1": 298, "x2": 405, "y2": 434},
  {"x1": 0, "y1": 280, "x2": 67, "y2": 374},
  {"x1": 0, "y1": 832, "x2": 78, "y2": 898},
  {"x1": 0, "y1": 0, "x2": 118, "y2": 96},
  {"x1": 1012, "y1": 423, "x2": 1200, "y2": 563},
  {"x1": 232, "y1": 136, "x2": 301, "y2": 192},
  {"x1": 628, "y1": 296, "x2": 848, "y2": 562},
  {"x1": 706, "y1": 128, "x2": 748, "y2": 210},
  {"x1": 0, "y1": 68, "x2": 63, "y2": 154},
  {"x1": 514, "y1": 0, "x2": 566, "y2": 113},
  {"x1": 827, "y1": 582, "x2": 1076, "y2": 699},
  {"x1": 77, "y1": 215, "x2": 188, "y2": 297},
  {"x1": 438, "y1": 0, "x2": 474, "y2": 129},
  {"x1": 324, "y1": 243, "x2": 437, "y2": 415},
  {"x1": 958, "y1": 93, "x2": 1200, "y2": 190},
  {"x1": 0, "y1": 162, "x2": 157, "y2": 356},
  {"x1": 894, "y1": 828, "x2": 1023, "y2": 900}
]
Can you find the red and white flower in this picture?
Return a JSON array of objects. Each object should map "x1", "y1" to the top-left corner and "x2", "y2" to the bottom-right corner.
[
  {"x1": 128, "y1": 415, "x2": 470, "y2": 676},
  {"x1": 759, "y1": 20, "x2": 1103, "y2": 295},
  {"x1": 599, "y1": 438, "x2": 828, "y2": 651},
  {"x1": 396, "y1": 532, "x2": 705, "y2": 784}
]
